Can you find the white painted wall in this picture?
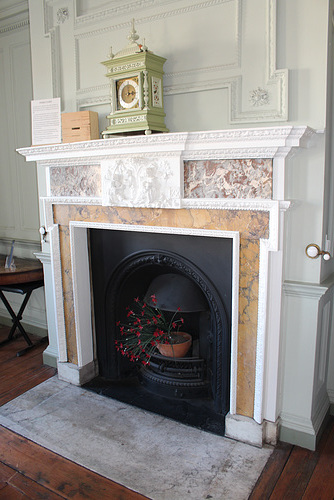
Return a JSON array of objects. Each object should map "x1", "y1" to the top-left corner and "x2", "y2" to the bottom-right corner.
[
  {"x1": 322, "y1": 2, "x2": 334, "y2": 281},
  {"x1": 1, "y1": 0, "x2": 333, "y2": 448},
  {"x1": 0, "y1": 0, "x2": 46, "y2": 334},
  {"x1": 277, "y1": 0, "x2": 328, "y2": 128},
  {"x1": 0, "y1": 9, "x2": 38, "y2": 242}
]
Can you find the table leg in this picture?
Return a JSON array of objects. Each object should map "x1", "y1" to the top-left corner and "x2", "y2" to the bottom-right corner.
[{"x1": 0, "y1": 289, "x2": 33, "y2": 347}]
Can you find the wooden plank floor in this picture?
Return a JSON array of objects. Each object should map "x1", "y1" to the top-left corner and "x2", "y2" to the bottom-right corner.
[
  {"x1": 249, "y1": 416, "x2": 334, "y2": 499},
  {"x1": 0, "y1": 324, "x2": 333, "y2": 499},
  {"x1": 0, "y1": 325, "x2": 148, "y2": 499}
]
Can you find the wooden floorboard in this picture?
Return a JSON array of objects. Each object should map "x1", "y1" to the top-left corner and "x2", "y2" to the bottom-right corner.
[
  {"x1": 249, "y1": 416, "x2": 334, "y2": 500},
  {"x1": 0, "y1": 325, "x2": 149, "y2": 499},
  {"x1": 0, "y1": 324, "x2": 333, "y2": 499},
  {"x1": 0, "y1": 460, "x2": 63, "y2": 499},
  {"x1": 302, "y1": 420, "x2": 334, "y2": 499},
  {"x1": 0, "y1": 426, "x2": 148, "y2": 500},
  {"x1": 248, "y1": 441, "x2": 293, "y2": 499}
]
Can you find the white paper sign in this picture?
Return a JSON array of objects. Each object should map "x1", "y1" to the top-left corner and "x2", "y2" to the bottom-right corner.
[{"x1": 31, "y1": 98, "x2": 61, "y2": 145}]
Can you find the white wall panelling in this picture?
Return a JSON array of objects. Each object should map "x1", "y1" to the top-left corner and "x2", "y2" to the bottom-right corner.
[
  {"x1": 0, "y1": 2, "x2": 45, "y2": 335},
  {"x1": 0, "y1": 1, "x2": 29, "y2": 34},
  {"x1": 280, "y1": 280, "x2": 334, "y2": 450},
  {"x1": 69, "y1": 0, "x2": 288, "y2": 127},
  {"x1": 321, "y1": 2, "x2": 334, "y2": 281},
  {"x1": 0, "y1": 24, "x2": 39, "y2": 241}
]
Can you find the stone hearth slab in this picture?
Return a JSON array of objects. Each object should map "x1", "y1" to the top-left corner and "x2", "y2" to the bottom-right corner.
[{"x1": 0, "y1": 377, "x2": 272, "y2": 499}]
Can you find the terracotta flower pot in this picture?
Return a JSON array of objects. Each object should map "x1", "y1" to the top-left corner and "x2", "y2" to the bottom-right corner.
[{"x1": 156, "y1": 331, "x2": 192, "y2": 358}]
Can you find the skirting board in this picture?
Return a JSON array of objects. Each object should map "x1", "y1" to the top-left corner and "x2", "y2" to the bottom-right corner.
[
  {"x1": 280, "y1": 425, "x2": 317, "y2": 451},
  {"x1": 0, "y1": 316, "x2": 47, "y2": 338},
  {"x1": 280, "y1": 407, "x2": 331, "y2": 451},
  {"x1": 42, "y1": 344, "x2": 58, "y2": 368}
]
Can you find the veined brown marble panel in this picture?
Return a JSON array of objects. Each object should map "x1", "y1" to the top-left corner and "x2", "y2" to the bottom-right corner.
[
  {"x1": 184, "y1": 159, "x2": 273, "y2": 199},
  {"x1": 53, "y1": 205, "x2": 269, "y2": 418},
  {"x1": 237, "y1": 239, "x2": 260, "y2": 416},
  {"x1": 50, "y1": 165, "x2": 101, "y2": 197}
]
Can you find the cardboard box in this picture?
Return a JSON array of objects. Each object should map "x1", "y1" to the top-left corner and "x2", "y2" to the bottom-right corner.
[{"x1": 61, "y1": 111, "x2": 99, "y2": 143}]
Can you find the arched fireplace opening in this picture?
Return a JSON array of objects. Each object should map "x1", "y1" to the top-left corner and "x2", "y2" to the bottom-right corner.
[{"x1": 86, "y1": 228, "x2": 233, "y2": 435}]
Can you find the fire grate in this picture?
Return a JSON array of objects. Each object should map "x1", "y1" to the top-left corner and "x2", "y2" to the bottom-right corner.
[{"x1": 140, "y1": 353, "x2": 210, "y2": 398}]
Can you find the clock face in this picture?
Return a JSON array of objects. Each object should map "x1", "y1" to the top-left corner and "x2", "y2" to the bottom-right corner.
[{"x1": 117, "y1": 78, "x2": 140, "y2": 110}]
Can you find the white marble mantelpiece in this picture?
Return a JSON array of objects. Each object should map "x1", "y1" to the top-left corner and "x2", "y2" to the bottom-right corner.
[
  {"x1": 17, "y1": 126, "x2": 317, "y2": 447},
  {"x1": 18, "y1": 126, "x2": 315, "y2": 206},
  {"x1": 18, "y1": 126, "x2": 314, "y2": 163}
]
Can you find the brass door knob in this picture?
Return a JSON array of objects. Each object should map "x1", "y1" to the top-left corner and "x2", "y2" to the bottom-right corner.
[{"x1": 305, "y1": 244, "x2": 331, "y2": 261}]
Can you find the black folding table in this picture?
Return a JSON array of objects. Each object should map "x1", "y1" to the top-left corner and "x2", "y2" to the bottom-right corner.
[{"x1": 0, "y1": 256, "x2": 47, "y2": 356}]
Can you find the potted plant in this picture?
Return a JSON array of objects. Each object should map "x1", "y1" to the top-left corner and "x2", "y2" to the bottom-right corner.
[{"x1": 115, "y1": 294, "x2": 192, "y2": 365}]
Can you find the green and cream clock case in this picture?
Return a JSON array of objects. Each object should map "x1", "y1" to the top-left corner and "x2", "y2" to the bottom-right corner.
[{"x1": 101, "y1": 20, "x2": 169, "y2": 137}]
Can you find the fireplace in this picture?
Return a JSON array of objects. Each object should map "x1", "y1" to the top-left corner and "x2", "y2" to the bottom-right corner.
[
  {"x1": 87, "y1": 227, "x2": 232, "y2": 434},
  {"x1": 17, "y1": 126, "x2": 314, "y2": 446}
]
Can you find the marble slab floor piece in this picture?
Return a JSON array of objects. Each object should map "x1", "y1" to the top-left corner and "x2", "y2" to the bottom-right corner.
[{"x1": 0, "y1": 377, "x2": 273, "y2": 500}]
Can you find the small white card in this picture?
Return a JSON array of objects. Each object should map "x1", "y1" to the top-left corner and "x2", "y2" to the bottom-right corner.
[{"x1": 31, "y1": 98, "x2": 61, "y2": 145}]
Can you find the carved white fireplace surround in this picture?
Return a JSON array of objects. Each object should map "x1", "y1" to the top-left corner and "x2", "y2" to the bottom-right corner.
[{"x1": 18, "y1": 126, "x2": 315, "y2": 447}]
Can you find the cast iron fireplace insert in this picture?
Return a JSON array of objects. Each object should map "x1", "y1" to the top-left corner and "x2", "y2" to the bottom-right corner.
[{"x1": 85, "y1": 228, "x2": 232, "y2": 436}]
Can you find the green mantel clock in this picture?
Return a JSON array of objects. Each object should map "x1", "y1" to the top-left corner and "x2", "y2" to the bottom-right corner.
[{"x1": 101, "y1": 20, "x2": 169, "y2": 137}]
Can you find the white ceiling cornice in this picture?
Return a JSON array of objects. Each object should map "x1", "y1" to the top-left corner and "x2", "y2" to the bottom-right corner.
[{"x1": 0, "y1": 0, "x2": 29, "y2": 34}]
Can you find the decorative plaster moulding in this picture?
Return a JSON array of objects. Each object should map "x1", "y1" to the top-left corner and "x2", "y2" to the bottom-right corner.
[
  {"x1": 17, "y1": 126, "x2": 315, "y2": 162},
  {"x1": 0, "y1": 0, "x2": 29, "y2": 35},
  {"x1": 101, "y1": 156, "x2": 182, "y2": 208},
  {"x1": 73, "y1": 0, "x2": 287, "y2": 124},
  {"x1": 73, "y1": 0, "x2": 229, "y2": 27},
  {"x1": 283, "y1": 281, "x2": 330, "y2": 300},
  {"x1": 17, "y1": 126, "x2": 315, "y2": 212},
  {"x1": 74, "y1": 0, "x2": 172, "y2": 26}
]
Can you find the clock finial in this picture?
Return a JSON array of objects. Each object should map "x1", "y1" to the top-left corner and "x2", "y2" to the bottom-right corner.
[
  {"x1": 108, "y1": 46, "x2": 114, "y2": 59},
  {"x1": 128, "y1": 18, "x2": 139, "y2": 44}
]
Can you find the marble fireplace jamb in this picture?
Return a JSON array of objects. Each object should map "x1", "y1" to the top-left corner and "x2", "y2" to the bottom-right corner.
[{"x1": 46, "y1": 200, "x2": 272, "y2": 422}]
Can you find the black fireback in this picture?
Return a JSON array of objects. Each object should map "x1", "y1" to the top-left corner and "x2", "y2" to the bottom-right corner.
[{"x1": 86, "y1": 228, "x2": 232, "y2": 435}]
